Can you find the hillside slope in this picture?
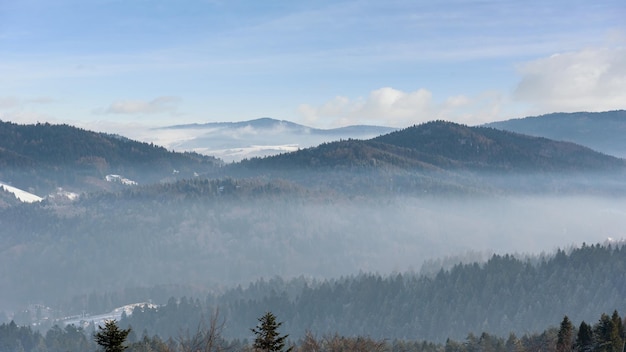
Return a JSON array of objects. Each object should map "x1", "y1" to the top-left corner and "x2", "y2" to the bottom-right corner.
[
  {"x1": 231, "y1": 121, "x2": 626, "y2": 194},
  {"x1": 484, "y1": 110, "x2": 626, "y2": 158},
  {"x1": 374, "y1": 121, "x2": 624, "y2": 172},
  {"x1": 0, "y1": 121, "x2": 222, "y2": 194},
  {"x1": 239, "y1": 121, "x2": 624, "y2": 172}
]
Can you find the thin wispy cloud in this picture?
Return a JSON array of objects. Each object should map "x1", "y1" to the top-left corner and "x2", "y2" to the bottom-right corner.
[
  {"x1": 103, "y1": 96, "x2": 182, "y2": 115},
  {"x1": 0, "y1": 97, "x2": 19, "y2": 109},
  {"x1": 0, "y1": 96, "x2": 55, "y2": 109}
]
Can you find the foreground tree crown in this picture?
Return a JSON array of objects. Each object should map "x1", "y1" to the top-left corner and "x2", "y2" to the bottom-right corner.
[
  {"x1": 94, "y1": 319, "x2": 131, "y2": 352},
  {"x1": 251, "y1": 312, "x2": 293, "y2": 352}
]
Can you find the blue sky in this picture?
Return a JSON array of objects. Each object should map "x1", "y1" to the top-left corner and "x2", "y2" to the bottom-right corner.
[{"x1": 0, "y1": 0, "x2": 624, "y2": 132}]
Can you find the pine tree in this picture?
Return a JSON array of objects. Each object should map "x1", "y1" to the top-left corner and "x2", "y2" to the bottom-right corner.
[
  {"x1": 575, "y1": 321, "x2": 593, "y2": 352},
  {"x1": 595, "y1": 313, "x2": 614, "y2": 352},
  {"x1": 251, "y1": 312, "x2": 292, "y2": 352},
  {"x1": 94, "y1": 319, "x2": 131, "y2": 352},
  {"x1": 557, "y1": 316, "x2": 574, "y2": 352},
  {"x1": 610, "y1": 311, "x2": 625, "y2": 352}
]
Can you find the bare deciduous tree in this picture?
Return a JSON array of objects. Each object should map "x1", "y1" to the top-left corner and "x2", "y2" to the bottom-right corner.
[{"x1": 178, "y1": 309, "x2": 226, "y2": 352}]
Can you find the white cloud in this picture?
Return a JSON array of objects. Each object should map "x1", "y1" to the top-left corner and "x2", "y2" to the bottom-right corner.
[
  {"x1": 298, "y1": 87, "x2": 434, "y2": 128},
  {"x1": 513, "y1": 47, "x2": 626, "y2": 113},
  {"x1": 297, "y1": 87, "x2": 506, "y2": 128},
  {"x1": 297, "y1": 47, "x2": 626, "y2": 128},
  {"x1": 103, "y1": 96, "x2": 181, "y2": 115}
]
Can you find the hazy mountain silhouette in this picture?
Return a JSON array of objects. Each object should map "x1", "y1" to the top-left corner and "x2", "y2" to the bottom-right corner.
[
  {"x1": 154, "y1": 117, "x2": 398, "y2": 161},
  {"x1": 238, "y1": 120, "x2": 625, "y2": 173},
  {"x1": 484, "y1": 110, "x2": 626, "y2": 158}
]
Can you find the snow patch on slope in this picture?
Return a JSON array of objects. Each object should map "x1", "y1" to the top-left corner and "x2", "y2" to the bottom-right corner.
[
  {"x1": 0, "y1": 181, "x2": 43, "y2": 203},
  {"x1": 105, "y1": 174, "x2": 138, "y2": 185},
  {"x1": 62, "y1": 302, "x2": 157, "y2": 328}
]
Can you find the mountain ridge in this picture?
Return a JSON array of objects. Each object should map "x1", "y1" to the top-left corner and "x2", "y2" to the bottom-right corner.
[
  {"x1": 484, "y1": 110, "x2": 626, "y2": 158},
  {"x1": 150, "y1": 117, "x2": 398, "y2": 161},
  {"x1": 0, "y1": 120, "x2": 222, "y2": 194},
  {"x1": 237, "y1": 120, "x2": 625, "y2": 173},
  {"x1": 2, "y1": 116, "x2": 626, "y2": 197},
  {"x1": 157, "y1": 117, "x2": 396, "y2": 135}
]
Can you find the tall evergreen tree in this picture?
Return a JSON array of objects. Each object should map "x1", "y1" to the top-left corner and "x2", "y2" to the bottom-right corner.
[
  {"x1": 557, "y1": 316, "x2": 574, "y2": 352},
  {"x1": 94, "y1": 319, "x2": 131, "y2": 352},
  {"x1": 610, "y1": 311, "x2": 625, "y2": 352},
  {"x1": 575, "y1": 321, "x2": 593, "y2": 352},
  {"x1": 595, "y1": 313, "x2": 614, "y2": 352},
  {"x1": 251, "y1": 312, "x2": 292, "y2": 352}
]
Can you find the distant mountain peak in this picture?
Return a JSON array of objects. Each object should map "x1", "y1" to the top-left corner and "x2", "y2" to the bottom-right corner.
[{"x1": 158, "y1": 117, "x2": 307, "y2": 130}]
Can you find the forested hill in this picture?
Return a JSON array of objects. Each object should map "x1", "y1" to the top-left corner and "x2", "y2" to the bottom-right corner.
[
  {"x1": 2, "y1": 119, "x2": 625, "y2": 196},
  {"x1": 228, "y1": 121, "x2": 626, "y2": 195},
  {"x1": 0, "y1": 121, "x2": 222, "y2": 194},
  {"x1": 374, "y1": 121, "x2": 624, "y2": 171},
  {"x1": 121, "y1": 243, "x2": 626, "y2": 343},
  {"x1": 484, "y1": 110, "x2": 626, "y2": 158},
  {"x1": 236, "y1": 121, "x2": 625, "y2": 173}
]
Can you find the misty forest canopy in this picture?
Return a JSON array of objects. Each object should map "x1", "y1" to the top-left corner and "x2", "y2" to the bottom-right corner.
[
  {"x1": 0, "y1": 111, "x2": 626, "y2": 350},
  {"x1": 116, "y1": 243, "x2": 626, "y2": 342},
  {"x1": 1, "y1": 250, "x2": 626, "y2": 351},
  {"x1": 2, "y1": 113, "x2": 626, "y2": 198}
]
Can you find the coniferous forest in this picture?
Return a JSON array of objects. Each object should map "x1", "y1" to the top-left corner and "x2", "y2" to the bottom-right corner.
[
  {"x1": 1, "y1": 243, "x2": 625, "y2": 352},
  {"x1": 0, "y1": 283, "x2": 625, "y2": 352}
]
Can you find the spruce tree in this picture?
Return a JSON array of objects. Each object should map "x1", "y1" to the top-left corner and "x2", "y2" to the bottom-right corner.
[
  {"x1": 575, "y1": 321, "x2": 593, "y2": 352},
  {"x1": 251, "y1": 312, "x2": 292, "y2": 352},
  {"x1": 557, "y1": 316, "x2": 574, "y2": 352},
  {"x1": 610, "y1": 311, "x2": 624, "y2": 352},
  {"x1": 94, "y1": 319, "x2": 131, "y2": 352}
]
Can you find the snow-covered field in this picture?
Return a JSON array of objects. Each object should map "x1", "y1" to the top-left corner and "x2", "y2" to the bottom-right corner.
[{"x1": 62, "y1": 302, "x2": 157, "y2": 328}]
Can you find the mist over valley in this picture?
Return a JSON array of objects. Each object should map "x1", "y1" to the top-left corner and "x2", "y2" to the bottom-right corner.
[
  {"x1": 3, "y1": 1, "x2": 625, "y2": 350},
  {"x1": 1, "y1": 113, "x2": 626, "y2": 347}
]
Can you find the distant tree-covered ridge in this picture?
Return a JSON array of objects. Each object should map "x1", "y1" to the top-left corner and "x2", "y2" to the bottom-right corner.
[
  {"x1": 0, "y1": 120, "x2": 222, "y2": 194},
  {"x1": 228, "y1": 121, "x2": 626, "y2": 195},
  {"x1": 236, "y1": 120, "x2": 626, "y2": 173},
  {"x1": 3, "y1": 118, "x2": 626, "y2": 198},
  {"x1": 485, "y1": 110, "x2": 626, "y2": 158},
  {"x1": 114, "y1": 243, "x2": 626, "y2": 342}
]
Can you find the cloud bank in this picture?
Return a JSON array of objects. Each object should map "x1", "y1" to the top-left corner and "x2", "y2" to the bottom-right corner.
[
  {"x1": 298, "y1": 87, "x2": 503, "y2": 128},
  {"x1": 298, "y1": 47, "x2": 626, "y2": 128},
  {"x1": 514, "y1": 47, "x2": 626, "y2": 113}
]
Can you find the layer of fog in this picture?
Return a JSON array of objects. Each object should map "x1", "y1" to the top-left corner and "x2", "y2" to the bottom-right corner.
[
  {"x1": 3, "y1": 194, "x2": 625, "y2": 312},
  {"x1": 253, "y1": 195, "x2": 626, "y2": 279}
]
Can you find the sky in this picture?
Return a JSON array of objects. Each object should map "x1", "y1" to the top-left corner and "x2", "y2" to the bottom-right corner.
[{"x1": 0, "y1": 0, "x2": 625, "y2": 134}]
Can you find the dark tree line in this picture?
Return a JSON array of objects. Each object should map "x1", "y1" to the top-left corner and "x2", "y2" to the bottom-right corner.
[
  {"x1": 62, "y1": 243, "x2": 623, "y2": 342},
  {"x1": 7, "y1": 242, "x2": 622, "y2": 343},
  {"x1": 1, "y1": 310, "x2": 625, "y2": 352}
]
